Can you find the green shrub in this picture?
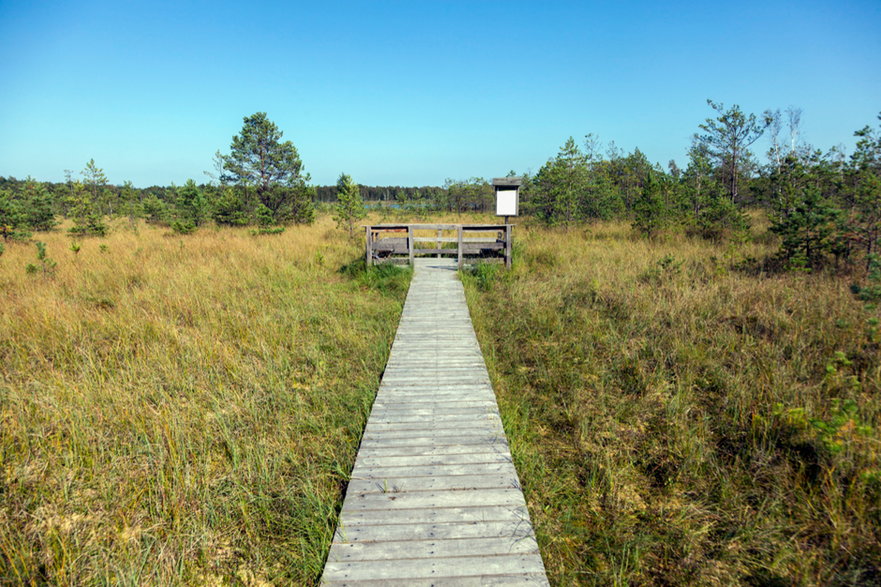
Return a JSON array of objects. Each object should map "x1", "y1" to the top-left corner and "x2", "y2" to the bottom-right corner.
[
  {"x1": 213, "y1": 187, "x2": 250, "y2": 226},
  {"x1": 142, "y1": 194, "x2": 169, "y2": 225},
  {"x1": 340, "y1": 260, "x2": 412, "y2": 297},
  {"x1": 463, "y1": 262, "x2": 502, "y2": 292},
  {"x1": 250, "y1": 226, "x2": 285, "y2": 236},
  {"x1": 170, "y1": 219, "x2": 197, "y2": 234},
  {"x1": 25, "y1": 241, "x2": 56, "y2": 275},
  {"x1": 852, "y1": 254, "x2": 881, "y2": 302}
]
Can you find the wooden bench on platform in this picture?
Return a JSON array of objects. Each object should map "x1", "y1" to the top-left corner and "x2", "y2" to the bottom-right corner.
[{"x1": 365, "y1": 224, "x2": 513, "y2": 269}]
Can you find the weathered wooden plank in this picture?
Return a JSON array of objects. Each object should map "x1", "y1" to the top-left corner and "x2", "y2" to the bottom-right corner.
[
  {"x1": 380, "y1": 373, "x2": 490, "y2": 380},
  {"x1": 457, "y1": 226, "x2": 464, "y2": 268},
  {"x1": 356, "y1": 439, "x2": 507, "y2": 451},
  {"x1": 365, "y1": 226, "x2": 373, "y2": 267},
  {"x1": 357, "y1": 427, "x2": 505, "y2": 440},
  {"x1": 369, "y1": 404, "x2": 498, "y2": 414},
  {"x1": 381, "y1": 373, "x2": 492, "y2": 381},
  {"x1": 357, "y1": 436, "x2": 506, "y2": 449},
  {"x1": 346, "y1": 473, "x2": 521, "y2": 494},
  {"x1": 382, "y1": 363, "x2": 489, "y2": 371},
  {"x1": 366, "y1": 223, "x2": 509, "y2": 229},
  {"x1": 358, "y1": 435, "x2": 504, "y2": 448},
  {"x1": 366, "y1": 407, "x2": 497, "y2": 417},
  {"x1": 361, "y1": 425, "x2": 505, "y2": 436},
  {"x1": 336, "y1": 503, "x2": 531, "y2": 526},
  {"x1": 410, "y1": 248, "x2": 459, "y2": 255},
  {"x1": 367, "y1": 412, "x2": 501, "y2": 428},
  {"x1": 370, "y1": 395, "x2": 497, "y2": 404},
  {"x1": 321, "y1": 258, "x2": 544, "y2": 584},
  {"x1": 355, "y1": 444, "x2": 509, "y2": 459},
  {"x1": 361, "y1": 422, "x2": 504, "y2": 436},
  {"x1": 379, "y1": 383, "x2": 490, "y2": 391},
  {"x1": 366, "y1": 410, "x2": 499, "y2": 421},
  {"x1": 323, "y1": 554, "x2": 545, "y2": 582},
  {"x1": 367, "y1": 413, "x2": 502, "y2": 430},
  {"x1": 326, "y1": 535, "x2": 539, "y2": 562},
  {"x1": 364, "y1": 412, "x2": 499, "y2": 424},
  {"x1": 352, "y1": 452, "x2": 512, "y2": 470},
  {"x1": 363, "y1": 413, "x2": 503, "y2": 426},
  {"x1": 384, "y1": 351, "x2": 483, "y2": 358},
  {"x1": 370, "y1": 397, "x2": 498, "y2": 407},
  {"x1": 367, "y1": 398, "x2": 498, "y2": 408},
  {"x1": 377, "y1": 386, "x2": 493, "y2": 394},
  {"x1": 412, "y1": 236, "x2": 459, "y2": 243},
  {"x1": 350, "y1": 462, "x2": 519, "y2": 480},
  {"x1": 334, "y1": 519, "x2": 536, "y2": 544},
  {"x1": 436, "y1": 227, "x2": 442, "y2": 259},
  {"x1": 323, "y1": 573, "x2": 549, "y2": 586},
  {"x1": 340, "y1": 488, "x2": 525, "y2": 512}
]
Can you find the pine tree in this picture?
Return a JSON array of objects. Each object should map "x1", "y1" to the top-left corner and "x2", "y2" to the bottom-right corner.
[
  {"x1": 0, "y1": 189, "x2": 27, "y2": 240},
  {"x1": 846, "y1": 114, "x2": 881, "y2": 268},
  {"x1": 171, "y1": 180, "x2": 208, "y2": 234},
  {"x1": 632, "y1": 171, "x2": 671, "y2": 237},
  {"x1": 532, "y1": 137, "x2": 589, "y2": 227},
  {"x1": 221, "y1": 112, "x2": 314, "y2": 224},
  {"x1": 333, "y1": 173, "x2": 366, "y2": 237},
  {"x1": 68, "y1": 177, "x2": 107, "y2": 237},
  {"x1": 22, "y1": 178, "x2": 56, "y2": 231},
  {"x1": 697, "y1": 100, "x2": 769, "y2": 203},
  {"x1": 769, "y1": 155, "x2": 842, "y2": 270},
  {"x1": 119, "y1": 181, "x2": 142, "y2": 228}
]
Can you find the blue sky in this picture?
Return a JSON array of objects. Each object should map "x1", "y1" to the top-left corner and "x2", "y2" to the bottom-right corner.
[{"x1": 1, "y1": 0, "x2": 879, "y2": 187}]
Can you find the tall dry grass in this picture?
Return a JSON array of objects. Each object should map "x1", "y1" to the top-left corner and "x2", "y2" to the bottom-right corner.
[
  {"x1": 0, "y1": 217, "x2": 409, "y2": 584},
  {"x1": 464, "y1": 220, "x2": 881, "y2": 585}
]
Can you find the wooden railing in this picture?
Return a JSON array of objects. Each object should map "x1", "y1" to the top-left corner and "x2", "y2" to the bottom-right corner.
[{"x1": 365, "y1": 224, "x2": 513, "y2": 269}]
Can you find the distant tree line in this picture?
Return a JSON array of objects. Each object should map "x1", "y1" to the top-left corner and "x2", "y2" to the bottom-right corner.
[
  {"x1": 521, "y1": 101, "x2": 881, "y2": 272},
  {"x1": 2, "y1": 104, "x2": 880, "y2": 273},
  {"x1": 0, "y1": 171, "x2": 494, "y2": 237},
  {"x1": 0, "y1": 111, "x2": 494, "y2": 238}
]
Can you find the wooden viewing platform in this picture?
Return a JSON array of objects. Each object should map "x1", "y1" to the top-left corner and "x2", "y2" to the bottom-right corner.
[
  {"x1": 365, "y1": 224, "x2": 513, "y2": 269},
  {"x1": 321, "y1": 258, "x2": 548, "y2": 585}
]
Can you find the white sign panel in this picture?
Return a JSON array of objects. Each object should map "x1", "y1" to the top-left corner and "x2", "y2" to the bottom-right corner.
[{"x1": 495, "y1": 188, "x2": 518, "y2": 216}]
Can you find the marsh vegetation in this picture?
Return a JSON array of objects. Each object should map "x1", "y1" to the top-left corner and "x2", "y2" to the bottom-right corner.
[
  {"x1": 463, "y1": 219, "x2": 881, "y2": 585},
  {"x1": 0, "y1": 218, "x2": 410, "y2": 584}
]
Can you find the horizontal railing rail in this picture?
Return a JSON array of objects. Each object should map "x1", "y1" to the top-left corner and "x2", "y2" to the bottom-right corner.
[{"x1": 365, "y1": 224, "x2": 513, "y2": 269}]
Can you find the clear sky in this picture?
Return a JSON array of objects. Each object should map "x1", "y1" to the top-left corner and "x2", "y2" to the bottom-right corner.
[{"x1": 1, "y1": 0, "x2": 879, "y2": 187}]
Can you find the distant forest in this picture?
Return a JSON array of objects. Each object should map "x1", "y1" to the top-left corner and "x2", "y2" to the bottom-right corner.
[
  {"x1": 0, "y1": 178, "x2": 453, "y2": 206},
  {"x1": 2, "y1": 101, "x2": 880, "y2": 271}
]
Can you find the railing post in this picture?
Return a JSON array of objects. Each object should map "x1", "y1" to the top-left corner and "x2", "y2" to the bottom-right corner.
[
  {"x1": 365, "y1": 226, "x2": 373, "y2": 267},
  {"x1": 457, "y1": 226, "x2": 464, "y2": 270},
  {"x1": 505, "y1": 224, "x2": 512, "y2": 269},
  {"x1": 436, "y1": 228, "x2": 442, "y2": 259},
  {"x1": 408, "y1": 225, "x2": 414, "y2": 266}
]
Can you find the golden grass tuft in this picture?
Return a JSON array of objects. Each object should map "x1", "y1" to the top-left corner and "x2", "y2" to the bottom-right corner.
[
  {"x1": 464, "y1": 219, "x2": 881, "y2": 585},
  {"x1": 1, "y1": 217, "x2": 409, "y2": 584}
]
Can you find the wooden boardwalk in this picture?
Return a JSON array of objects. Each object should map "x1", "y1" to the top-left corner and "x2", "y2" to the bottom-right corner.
[{"x1": 321, "y1": 258, "x2": 548, "y2": 586}]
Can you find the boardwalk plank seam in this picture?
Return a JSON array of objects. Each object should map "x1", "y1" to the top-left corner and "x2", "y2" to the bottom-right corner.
[{"x1": 321, "y1": 258, "x2": 548, "y2": 585}]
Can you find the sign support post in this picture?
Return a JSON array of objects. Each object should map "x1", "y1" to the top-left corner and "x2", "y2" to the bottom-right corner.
[{"x1": 493, "y1": 177, "x2": 521, "y2": 269}]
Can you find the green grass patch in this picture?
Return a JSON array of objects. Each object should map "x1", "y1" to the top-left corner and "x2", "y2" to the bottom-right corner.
[
  {"x1": 340, "y1": 260, "x2": 413, "y2": 297},
  {"x1": 463, "y1": 221, "x2": 881, "y2": 585}
]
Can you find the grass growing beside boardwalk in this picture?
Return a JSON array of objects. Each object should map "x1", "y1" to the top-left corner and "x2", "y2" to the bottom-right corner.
[
  {"x1": 0, "y1": 218, "x2": 410, "y2": 585},
  {"x1": 463, "y1": 221, "x2": 881, "y2": 585}
]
